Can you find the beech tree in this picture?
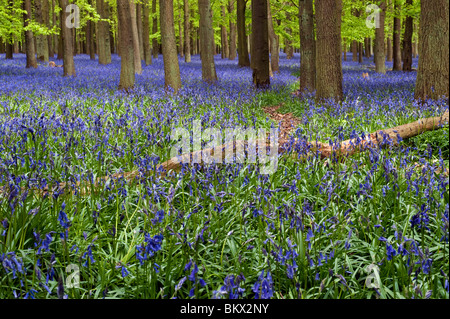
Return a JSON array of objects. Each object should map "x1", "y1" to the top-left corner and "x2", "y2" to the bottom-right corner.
[
  {"x1": 118, "y1": 0, "x2": 135, "y2": 91},
  {"x1": 142, "y1": 0, "x2": 152, "y2": 65},
  {"x1": 24, "y1": 0, "x2": 37, "y2": 68},
  {"x1": 160, "y1": 0, "x2": 182, "y2": 92},
  {"x1": 374, "y1": 1, "x2": 386, "y2": 74},
  {"x1": 97, "y1": 0, "x2": 111, "y2": 65},
  {"x1": 237, "y1": 0, "x2": 250, "y2": 67},
  {"x1": 316, "y1": 0, "x2": 343, "y2": 101},
  {"x1": 198, "y1": 0, "x2": 217, "y2": 83},
  {"x1": 251, "y1": 0, "x2": 270, "y2": 88},
  {"x1": 402, "y1": 0, "x2": 413, "y2": 71},
  {"x1": 299, "y1": 0, "x2": 315, "y2": 93},
  {"x1": 60, "y1": 0, "x2": 76, "y2": 76},
  {"x1": 183, "y1": 0, "x2": 191, "y2": 62},
  {"x1": 415, "y1": 0, "x2": 449, "y2": 100}
]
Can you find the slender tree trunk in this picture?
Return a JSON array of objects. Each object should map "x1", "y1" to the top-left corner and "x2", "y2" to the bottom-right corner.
[
  {"x1": 97, "y1": 0, "x2": 112, "y2": 64},
  {"x1": 237, "y1": 0, "x2": 250, "y2": 67},
  {"x1": 402, "y1": 0, "x2": 413, "y2": 71},
  {"x1": 392, "y1": 0, "x2": 402, "y2": 70},
  {"x1": 60, "y1": 0, "x2": 75, "y2": 76},
  {"x1": 48, "y1": 0, "x2": 54, "y2": 58},
  {"x1": 160, "y1": 0, "x2": 182, "y2": 92},
  {"x1": 183, "y1": 0, "x2": 191, "y2": 62},
  {"x1": 387, "y1": 37, "x2": 393, "y2": 62},
  {"x1": 152, "y1": 0, "x2": 159, "y2": 58},
  {"x1": 137, "y1": 2, "x2": 144, "y2": 59},
  {"x1": 5, "y1": 41, "x2": 13, "y2": 59},
  {"x1": 143, "y1": 0, "x2": 152, "y2": 65},
  {"x1": 251, "y1": 0, "x2": 270, "y2": 88},
  {"x1": 415, "y1": 0, "x2": 449, "y2": 100},
  {"x1": 351, "y1": 40, "x2": 358, "y2": 61},
  {"x1": 364, "y1": 37, "x2": 370, "y2": 58},
  {"x1": 358, "y1": 42, "x2": 363, "y2": 63},
  {"x1": 375, "y1": 1, "x2": 386, "y2": 73},
  {"x1": 343, "y1": 38, "x2": 347, "y2": 61},
  {"x1": 178, "y1": 4, "x2": 184, "y2": 57},
  {"x1": 316, "y1": 0, "x2": 343, "y2": 101},
  {"x1": 198, "y1": 0, "x2": 218, "y2": 83},
  {"x1": 228, "y1": 0, "x2": 237, "y2": 60},
  {"x1": 267, "y1": 1, "x2": 279, "y2": 73},
  {"x1": 130, "y1": 0, "x2": 142, "y2": 74},
  {"x1": 117, "y1": 0, "x2": 135, "y2": 91},
  {"x1": 89, "y1": 0, "x2": 96, "y2": 60},
  {"x1": 24, "y1": 0, "x2": 37, "y2": 68},
  {"x1": 35, "y1": 0, "x2": 49, "y2": 61},
  {"x1": 299, "y1": 0, "x2": 315, "y2": 93},
  {"x1": 221, "y1": 5, "x2": 229, "y2": 59}
]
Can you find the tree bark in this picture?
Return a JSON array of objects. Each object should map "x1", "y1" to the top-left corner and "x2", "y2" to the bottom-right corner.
[
  {"x1": 130, "y1": 0, "x2": 142, "y2": 74},
  {"x1": 59, "y1": 0, "x2": 76, "y2": 75},
  {"x1": 228, "y1": 0, "x2": 237, "y2": 60},
  {"x1": 415, "y1": 0, "x2": 449, "y2": 100},
  {"x1": 402, "y1": 0, "x2": 413, "y2": 71},
  {"x1": 351, "y1": 40, "x2": 358, "y2": 61},
  {"x1": 137, "y1": 2, "x2": 144, "y2": 59},
  {"x1": 392, "y1": 0, "x2": 402, "y2": 70},
  {"x1": 251, "y1": 0, "x2": 270, "y2": 88},
  {"x1": 299, "y1": 0, "x2": 316, "y2": 93},
  {"x1": 97, "y1": 0, "x2": 112, "y2": 64},
  {"x1": 267, "y1": 1, "x2": 279, "y2": 73},
  {"x1": 35, "y1": 0, "x2": 49, "y2": 62},
  {"x1": 160, "y1": 0, "x2": 182, "y2": 92},
  {"x1": 178, "y1": 3, "x2": 184, "y2": 57},
  {"x1": 118, "y1": 0, "x2": 135, "y2": 91},
  {"x1": 198, "y1": 0, "x2": 218, "y2": 83},
  {"x1": 375, "y1": 1, "x2": 386, "y2": 74},
  {"x1": 221, "y1": 5, "x2": 229, "y2": 59},
  {"x1": 237, "y1": 0, "x2": 250, "y2": 67},
  {"x1": 143, "y1": 0, "x2": 152, "y2": 65},
  {"x1": 183, "y1": 0, "x2": 191, "y2": 62},
  {"x1": 24, "y1": 0, "x2": 37, "y2": 68},
  {"x1": 152, "y1": 0, "x2": 159, "y2": 58},
  {"x1": 316, "y1": 0, "x2": 343, "y2": 101}
]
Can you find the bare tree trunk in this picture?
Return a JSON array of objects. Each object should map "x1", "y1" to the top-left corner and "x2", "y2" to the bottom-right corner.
[
  {"x1": 143, "y1": 0, "x2": 152, "y2": 65},
  {"x1": 35, "y1": 0, "x2": 49, "y2": 61},
  {"x1": 97, "y1": 0, "x2": 112, "y2": 64},
  {"x1": 267, "y1": 0, "x2": 279, "y2": 73},
  {"x1": 221, "y1": 5, "x2": 229, "y2": 59},
  {"x1": 160, "y1": 0, "x2": 182, "y2": 92},
  {"x1": 316, "y1": 0, "x2": 343, "y2": 101},
  {"x1": 60, "y1": 0, "x2": 75, "y2": 76},
  {"x1": 415, "y1": 0, "x2": 449, "y2": 100},
  {"x1": 228, "y1": 0, "x2": 237, "y2": 60},
  {"x1": 130, "y1": 0, "x2": 142, "y2": 74},
  {"x1": 299, "y1": 0, "x2": 316, "y2": 93},
  {"x1": 137, "y1": 2, "x2": 144, "y2": 59},
  {"x1": 178, "y1": 3, "x2": 184, "y2": 57},
  {"x1": 183, "y1": 0, "x2": 191, "y2": 62},
  {"x1": 375, "y1": 1, "x2": 386, "y2": 73},
  {"x1": 24, "y1": 0, "x2": 37, "y2": 68},
  {"x1": 152, "y1": 0, "x2": 159, "y2": 58},
  {"x1": 252, "y1": 0, "x2": 270, "y2": 88},
  {"x1": 402, "y1": 0, "x2": 413, "y2": 71},
  {"x1": 237, "y1": 0, "x2": 250, "y2": 67},
  {"x1": 198, "y1": 0, "x2": 218, "y2": 83},
  {"x1": 118, "y1": 0, "x2": 135, "y2": 91}
]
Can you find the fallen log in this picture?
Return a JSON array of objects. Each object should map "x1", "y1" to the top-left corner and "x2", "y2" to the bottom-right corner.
[{"x1": 0, "y1": 111, "x2": 448, "y2": 198}]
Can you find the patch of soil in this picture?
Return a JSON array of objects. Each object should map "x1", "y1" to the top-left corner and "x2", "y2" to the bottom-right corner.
[{"x1": 262, "y1": 103, "x2": 301, "y2": 146}]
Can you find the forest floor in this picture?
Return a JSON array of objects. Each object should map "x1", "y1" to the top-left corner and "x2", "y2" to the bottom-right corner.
[{"x1": 0, "y1": 53, "x2": 448, "y2": 299}]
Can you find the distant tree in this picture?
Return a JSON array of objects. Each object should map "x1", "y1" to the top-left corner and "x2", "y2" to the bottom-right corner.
[
  {"x1": 299, "y1": 0, "x2": 315, "y2": 93},
  {"x1": 130, "y1": 0, "x2": 142, "y2": 74},
  {"x1": 152, "y1": 0, "x2": 158, "y2": 58},
  {"x1": 221, "y1": 5, "x2": 229, "y2": 59},
  {"x1": 392, "y1": 0, "x2": 402, "y2": 70},
  {"x1": 228, "y1": 0, "x2": 237, "y2": 60},
  {"x1": 183, "y1": 0, "x2": 191, "y2": 62},
  {"x1": 118, "y1": 0, "x2": 135, "y2": 91},
  {"x1": 160, "y1": 0, "x2": 182, "y2": 92},
  {"x1": 415, "y1": 0, "x2": 449, "y2": 100},
  {"x1": 198, "y1": 0, "x2": 218, "y2": 83},
  {"x1": 237, "y1": 0, "x2": 250, "y2": 67},
  {"x1": 267, "y1": 0, "x2": 279, "y2": 73},
  {"x1": 23, "y1": 0, "x2": 37, "y2": 68},
  {"x1": 251, "y1": 0, "x2": 270, "y2": 88},
  {"x1": 35, "y1": 0, "x2": 49, "y2": 62},
  {"x1": 97, "y1": 0, "x2": 112, "y2": 64},
  {"x1": 59, "y1": 0, "x2": 76, "y2": 76},
  {"x1": 142, "y1": 0, "x2": 152, "y2": 65},
  {"x1": 315, "y1": 0, "x2": 343, "y2": 101},
  {"x1": 374, "y1": 1, "x2": 386, "y2": 74},
  {"x1": 402, "y1": 0, "x2": 413, "y2": 71}
]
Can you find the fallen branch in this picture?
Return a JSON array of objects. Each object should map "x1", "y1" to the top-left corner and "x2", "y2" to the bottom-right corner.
[{"x1": 1, "y1": 111, "x2": 448, "y2": 198}]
